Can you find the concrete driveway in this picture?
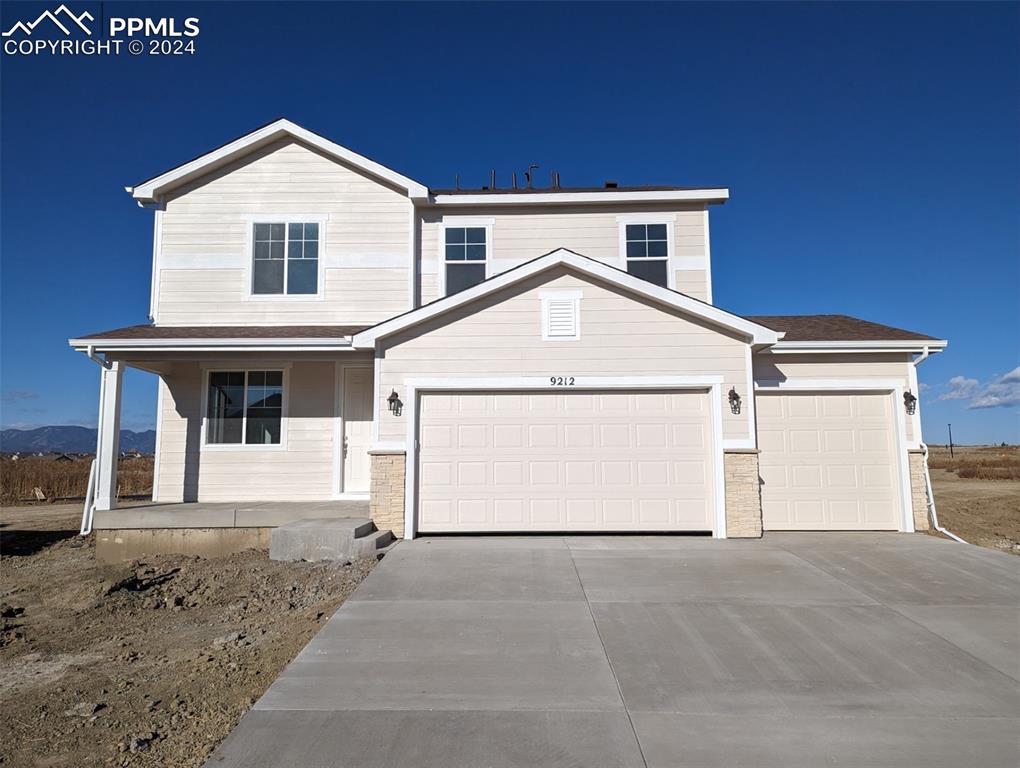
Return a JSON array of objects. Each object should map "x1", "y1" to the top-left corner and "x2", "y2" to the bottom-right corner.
[{"x1": 207, "y1": 534, "x2": 1020, "y2": 767}]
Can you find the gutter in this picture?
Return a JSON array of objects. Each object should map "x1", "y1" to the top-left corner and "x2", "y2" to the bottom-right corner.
[{"x1": 912, "y1": 345, "x2": 965, "y2": 544}]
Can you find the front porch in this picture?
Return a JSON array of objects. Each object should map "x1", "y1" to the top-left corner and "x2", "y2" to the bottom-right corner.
[{"x1": 91, "y1": 499, "x2": 371, "y2": 562}]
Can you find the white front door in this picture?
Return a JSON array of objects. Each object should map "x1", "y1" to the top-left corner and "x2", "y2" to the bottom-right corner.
[
  {"x1": 342, "y1": 366, "x2": 373, "y2": 494},
  {"x1": 417, "y1": 389, "x2": 716, "y2": 533}
]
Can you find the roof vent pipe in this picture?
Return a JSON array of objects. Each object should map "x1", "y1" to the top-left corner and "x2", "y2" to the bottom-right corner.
[
  {"x1": 604, "y1": 180, "x2": 618, "y2": 189},
  {"x1": 490, "y1": 170, "x2": 496, "y2": 189},
  {"x1": 525, "y1": 164, "x2": 539, "y2": 189},
  {"x1": 511, "y1": 171, "x2": 518, "y2": 189},
  {"x1": 551, "y1": 171, "x2": 561, "y2": 189}
]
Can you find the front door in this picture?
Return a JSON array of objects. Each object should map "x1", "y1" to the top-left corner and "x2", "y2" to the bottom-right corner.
[{"x1": 342, "y1": 366, "x2": 373, "y2": 494}]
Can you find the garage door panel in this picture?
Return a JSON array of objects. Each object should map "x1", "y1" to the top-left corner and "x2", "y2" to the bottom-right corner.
[
  {"x1": 758, "y1": 392, "x2": 902, "y2": 531},
  {"x1": 418, "y1": 390, "x2": 716, "y2": 533}
]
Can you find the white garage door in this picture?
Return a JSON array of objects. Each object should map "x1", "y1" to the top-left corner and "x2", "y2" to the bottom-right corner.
[
  {"x1": 757, "y1": 392, "x2": 903, "y2": 530},
  {"x1": 417, "y1": 390, "x2": 716, "y2": 533}
]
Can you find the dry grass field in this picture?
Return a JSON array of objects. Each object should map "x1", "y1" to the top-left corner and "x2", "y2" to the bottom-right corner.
[
  {"x1": 0, "y1": 456, "x2": 153, "y2": 506},
  {"x1": 926, "y1": 445, "x2": 1020, "y2": 554}
]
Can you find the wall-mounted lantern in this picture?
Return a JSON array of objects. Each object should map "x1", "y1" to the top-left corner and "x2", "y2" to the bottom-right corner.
[
  {"x1": 903, "y1": 390, "x2": 917, "y2": 416},
  {"x1": 387, "y1": 390, "x2": 403, "y2": 416},
  {"x1": 728, "y1": 387, "x2": 742, "y2": 415}
]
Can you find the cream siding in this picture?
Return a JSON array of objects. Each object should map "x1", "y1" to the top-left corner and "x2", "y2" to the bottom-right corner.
[
  {"x1": 154, "y1": 361, "x2": 337, "y2": 502},
  {"x1": 419, "y1": 205, "x2": 709, "y2": 304},
  {"x1": 753, "y1": 351, "x2": 919, "y2": 443},
  {"x1": 155, "y1": 139, "x2": 410, "y2": 325},
  {"x1": 376, "y1": 268, "x2": 750, "y2": 445}
]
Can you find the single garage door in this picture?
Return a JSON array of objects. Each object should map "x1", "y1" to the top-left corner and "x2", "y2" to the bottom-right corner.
[
  {"x1": 417, "y1": 390, "x2": 716, "y2": 533},
  {"x1": 757, "y1": 392, "x2": 903, "y2": 530}
]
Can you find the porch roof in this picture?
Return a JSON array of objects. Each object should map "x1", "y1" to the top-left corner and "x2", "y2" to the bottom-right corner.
[{"x1": 69, "y1": 324, "x2": 369, "y2": 352}]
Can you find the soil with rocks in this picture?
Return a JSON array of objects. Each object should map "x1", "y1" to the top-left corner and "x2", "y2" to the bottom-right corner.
[{"x1": 0, "y1": 505, "x2": 377, "y2": 767}]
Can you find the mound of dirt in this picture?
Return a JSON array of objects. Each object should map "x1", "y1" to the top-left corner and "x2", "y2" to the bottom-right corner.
[{"x1": 0, "y1": 509, "x2": 376, "y2": 767}]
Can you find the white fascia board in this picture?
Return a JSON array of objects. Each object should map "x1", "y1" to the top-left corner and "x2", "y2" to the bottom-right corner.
[
  {"x1": 768, "y1": 340, "x2": 948, "y2": 354},
  {"x1": 352, "y1": 249, "x2": 779, "y2": 347},
  {"x1": 69, "y1": 337, "x2": 354, "y2": 352},
  {"x1": 428, "y1": 188, "x2": 729, "y2": 206},
  {"x1": 128, "y1": 119, "x2": 429, "y2": 203}
]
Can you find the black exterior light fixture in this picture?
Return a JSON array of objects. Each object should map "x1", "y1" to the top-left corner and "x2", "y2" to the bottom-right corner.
[
  {"x1": 387, "y1": 389, "x2": 403, "y2": 416},
  {"x1": 903, "y1": 390, "x2": 917, "y2": 416},
  {"x1": 728, "y1": 387, "x2": 742, "y2": 415}
]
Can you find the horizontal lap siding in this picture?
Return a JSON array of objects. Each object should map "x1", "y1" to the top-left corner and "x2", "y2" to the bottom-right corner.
[
  {"x1": 378, "y1": 271, "x2": 749, "y2": 444},
  {"x1": 418, "y1": 205, "x2": 707, "y2": 303},
  {"x1": 157, "y1": 139, "x2": 409, "y2": 325},
  {"x1": 155, "y1": 361, "x2": 336, "y2": 502}
]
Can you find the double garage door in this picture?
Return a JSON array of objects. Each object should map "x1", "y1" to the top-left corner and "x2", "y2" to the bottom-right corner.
[
  {"x1": 417, "y1": 390, "x2": 717, "y2": 533},
  {"x1": 757, "y1": 392, "x2": 904, "y2": 530}
]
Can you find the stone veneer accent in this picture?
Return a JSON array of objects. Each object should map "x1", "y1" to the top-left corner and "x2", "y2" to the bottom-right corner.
[
  {"x1": 908, "y1": 450, "x2": 932, "y2": 532},
  {"x1": 724, "y1": 451, "x2": 762, "y2": 538},
  {"x1": 369, "y1": 451, "x2": 406, "y2": 539}
]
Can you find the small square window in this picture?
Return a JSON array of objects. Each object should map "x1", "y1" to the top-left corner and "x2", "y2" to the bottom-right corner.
[
  {"x1": 251, "y1": 222, "x2": 319, "y2": 295},
  {"x1": 624, "y1": 221, "x2": 669, "y2": 288},
  {"x1": 445, "y1": 226, "x2": 488, "y2": 294}
]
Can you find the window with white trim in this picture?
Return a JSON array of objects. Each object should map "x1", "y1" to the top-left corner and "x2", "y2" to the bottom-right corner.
[
  {"x1": 206, "y1": 370, "x2": 283, "y2": 445},
  {"x1": 625, "y1": 223, "x2": 669, "y2": 287},
  {"x1": 252, "y1": 222, "x2": 319, "y2": 295},
  {"x1": 444, "y1": 226, "x2": 487, "y2": 294}
]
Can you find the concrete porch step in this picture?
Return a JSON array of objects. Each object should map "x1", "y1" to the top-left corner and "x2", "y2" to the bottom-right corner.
[{"x1": 269, "y1": 518, "x2": 394, "y2": 562}]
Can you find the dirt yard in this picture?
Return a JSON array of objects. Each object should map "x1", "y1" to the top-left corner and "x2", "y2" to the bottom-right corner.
[
  {"x1": 927, "y1": 445, "x2": 1020, "y2": 555},
  {"x1": 0, "y1": 504, "x2": 376, "y2": 768}
]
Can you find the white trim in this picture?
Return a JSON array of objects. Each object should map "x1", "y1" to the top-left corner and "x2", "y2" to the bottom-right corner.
[
  {"x1": 371, "y1": 350, "x2": 382, "y2": 446},
  {"x1": 199, "y1": 366, "x2": 290, "y2": 452},
  {"x1": 128, "y1": 119, "x2": 429, "y2": 203},
  {"x1": 437, "y1": 216, "x2": 494, "y2": 298},
  {"x1": 703, "y1": 208, "x2": 713, "y2": 304},
  {"x1": 709, "y1": 383, "x2": 727, "y2": 539},
  {"x1": 407, "y1": 200, "x2": 417, "y2": 310},
  {"x1": 770, "y1": 340, "x2": 947, "y2": 353},
  {"x1": 353, "y1": 249, "x2": 780, "y2": 347},
  {"x1": 148, "y1": 209, "x2": 164, "y2": 322},
  {"x1": 151, "y1": 377, "x2": 164, "y2": 503},
  {"x1": 429, "y1": 189, "x2": 729, "y2": 206},
  {"x1": 617, "y1": 214, "x2": 677, "y2": 290},
  {"x1": 906, "y1": 360, "x2": 923, "y2": 450},
  {"x1": 334, "y1": 361, "x2": 374, "y2": 497},
  {"x1": 242, "y1": 216, "x2": 328, "y2": 302},
  {"x1": 754, "y1": 378, "x2": 906, "y2": 391},
  {"x1": 401, "y1": 375, "x2": 727, "y2": 540},
  {"x1": 753, "y1": 378, "x2": 915, "y2": 533},
  {"x1": 540, "y1": 291, "x2": 581, "y2": 341},
  {"x1": 719, "y1": 344, "x2": 758, "y2": 452},
  {"x1": 70, "y1": 338, "x2": 355, "y2": 352}
]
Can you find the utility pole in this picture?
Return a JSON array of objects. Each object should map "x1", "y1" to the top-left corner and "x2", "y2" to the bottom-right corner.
[{"x1": 948, "y1": 423, "x2": 954, "y2": 458}]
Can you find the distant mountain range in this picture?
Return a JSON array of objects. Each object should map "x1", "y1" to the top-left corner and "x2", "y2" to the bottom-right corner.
[{"x1": 0, "y1": 426, "x2": 156, "y2": 455}]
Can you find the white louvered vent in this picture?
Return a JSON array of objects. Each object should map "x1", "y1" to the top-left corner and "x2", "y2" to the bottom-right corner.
[{"x1": 541, "y1": 292, "x2": 581, "y2": 340}]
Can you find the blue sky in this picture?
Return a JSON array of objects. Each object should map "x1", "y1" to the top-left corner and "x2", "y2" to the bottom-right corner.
[{"x1": 1, "y1": 1, "x2": 1017, "y2": 444}]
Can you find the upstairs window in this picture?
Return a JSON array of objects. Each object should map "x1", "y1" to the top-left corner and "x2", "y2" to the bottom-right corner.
[
  {"x1": 252, "y1": 222, "x2": 319, "y2": 295},
  {"x1": 625, "y1": 223, "x2": 669, "y2": 287},
  {"x1": 444, "y1": 226, "x2": 487, "y2": 295},
  {"x1": 206, "y1": 370, "x2": 283, "y2": 445}
]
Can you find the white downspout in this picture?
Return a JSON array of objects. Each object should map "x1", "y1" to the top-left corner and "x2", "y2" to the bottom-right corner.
[
  {"x1": 913, "y1": 346, "x2": 966, "y2": 544},
  {"x1": 80, "y1": 346, "x2": 112, "y2": 536}
]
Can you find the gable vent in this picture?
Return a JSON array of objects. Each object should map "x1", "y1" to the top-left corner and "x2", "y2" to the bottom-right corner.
[{"x1": 541, "y1": 292, "x2": 581, "y2": 341}]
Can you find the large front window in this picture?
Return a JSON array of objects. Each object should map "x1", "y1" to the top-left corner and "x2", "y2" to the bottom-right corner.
[
  {"x1": 444, "y1": 226, "x2": 487, "y2": 294},
  {"x1": 206, "y1": 370, "x2": 283, "y2": 445},
  {"x1": 624, "y1": 223, "x2": 669, "y2": 287},
  {"x1": 252, "y1": 222, "x2": 319, "y2": 295}
]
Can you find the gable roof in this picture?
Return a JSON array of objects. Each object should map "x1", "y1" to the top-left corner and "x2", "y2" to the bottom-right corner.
[
  {"x1": 127, "y1": 118, "x2": 429, "y2": 204},
  {"x1": 352, "y1": 249, "x2": 781, "y2": 349}
]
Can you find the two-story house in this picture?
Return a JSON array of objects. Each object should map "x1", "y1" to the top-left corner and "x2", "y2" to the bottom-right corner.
[{"x1": 70, "y1": 119, "x2": 946, "y2": 545}]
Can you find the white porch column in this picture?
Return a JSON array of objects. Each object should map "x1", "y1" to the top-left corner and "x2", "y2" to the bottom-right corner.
[{"x1": 95, "y1": 361, "x2": 123, "y2": 511}]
